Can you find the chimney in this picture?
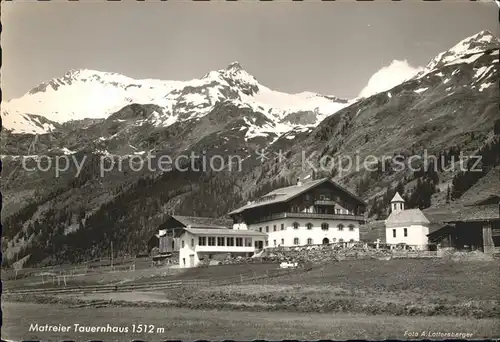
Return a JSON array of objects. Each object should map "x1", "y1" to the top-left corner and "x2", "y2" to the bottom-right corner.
[{"x1": 296, "y1": 177, "x2": 302, "y2": 186}]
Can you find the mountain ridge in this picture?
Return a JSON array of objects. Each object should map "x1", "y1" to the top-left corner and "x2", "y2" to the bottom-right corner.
[
  {"x1": 1, "y1": 30, "x2": 499, "y2": 267},
  {"x1": 1, "y1": 61, "x2": 351, "y2": 136}
]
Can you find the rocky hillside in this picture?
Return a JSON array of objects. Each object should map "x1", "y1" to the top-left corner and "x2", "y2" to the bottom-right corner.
[
  {"x1": 267, "y1": 30, "x2": 499, "y2": 214},
  {"x1": 266, "y1": 31, "x2": 500, "y2": 205},
  {"x1": 1, "y1": 30, "x2": 499, "y2": 267}
]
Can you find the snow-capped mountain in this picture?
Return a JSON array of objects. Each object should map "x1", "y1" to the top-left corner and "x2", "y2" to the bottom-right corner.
[
  {"x1": 1, "y1": 61, "x2": 350, "y2": 135},
  {"x1": 415, "y1": 30, "x2": 499, "y2": 79},
  {"x1": 2, "y1": 30, "x2": 499, "y2": 267}
]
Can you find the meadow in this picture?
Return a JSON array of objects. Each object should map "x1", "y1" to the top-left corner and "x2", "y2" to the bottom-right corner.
[
  {"x1": 2, "y1": 302, "x2": 499, "y2": 341},
  {"x1": 3, "y1": 258, "x2": 499, "y2": 340}
]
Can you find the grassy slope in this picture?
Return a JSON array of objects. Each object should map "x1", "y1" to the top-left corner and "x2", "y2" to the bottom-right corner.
[
  {"x1": 158, "y1": 259, "x2": 500, "y2": 318},
  {"x1": 5, "y1": 259, "x2": 499, "y2": 320}
]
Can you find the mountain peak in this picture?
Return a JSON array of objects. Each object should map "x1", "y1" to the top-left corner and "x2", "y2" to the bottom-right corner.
[
  {"x1": 226, "y1": 61, "x2": 243, "y2": 71},
  {"x1": 440, "y1": 30, "x2": 499, "y2": 58},
  {"x1": 415, "y1": 29, "x2": 500, "y2": 79},
  {"x1": 469, "y1": 30, "x2": 498, "y2": 41},
  {"x1": 460, "y1": 30, "x2": 500, "y2": 48},
  {"x1": 64, "y1": 68, "x2": 100, "y2": 77}
]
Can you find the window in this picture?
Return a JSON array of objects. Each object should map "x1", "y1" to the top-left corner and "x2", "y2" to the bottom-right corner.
[
  {"x1": 266, "y1": 226, "x2": 269, "y2": 233},
  {"x1": 305, "y1": 194, "x2": 310, "y2": 200},
  {"x1": 172, "y1": 241, "x2": 175, "y2": 249},
  {"x1": 259, "y1": 227, "x2": 262, "y2": 232},
  {"x1": 208, "y1": 237, "x2": 216, "y2": 246},
  {"x1": 199, "y1": 236, "x2": 207, "y2": 246},
  {"x1": 227, "y1": 237, "x2": 234, "y2": 246},
  {"x1": 236, "y1": 237, "x2": 243, "y2": 246},
  {"x1": 182, "y1": 258, "x2": 186, "y2": 266},
  {"x1": 281, "y1": 238, "x2": 285, "y2": 245},
  {"x1": 265, "y1": 240, "x2": 269, "y2": 247},
  {"x1": 349, "y1": 239, "x2": 355, "y2": 242},
  {"x1": 404, "y1": 228, "x2": 408, "y2": 237},
  {"x1": 281, "y1": 224, "x2": 284, "y2": 230},
  {"x1": 217, "y1": 237, "x2": 225, "y2": 246},
  {"x1": 273, "y1": 239, "x2": 277, "y2": 246},
  {"x1": 191, "y1": 239, "x2": 194, "y2": 247},
  {"x1": 337, "y1": 224, "x2": 344, "y2": 231},
  {"x1": 181, "y1": 240, "x2": 185, "y2": 248},
  {"x1": 293, "y1": 222, "x2": 299, "y2": 229},
  {"x1": 336, "y1": 209, "x2": 341, "y2": 214},
  {"x1": 348, "y1": 224, "x2": 355, "y2": 231},
  {"x1": 307, "y1": 238, "x2": 313, "y2": 245},
  {"x1": 306, "y1": 223, "x2": 313, "y2": 230},
  {"x1": 319, "y1": 194, "x2": 325, "y2": 200},
  {"x1": 273, "y1": 225, "x2": 277, "y2": 232},
  {"x1": 294, "y1": 237, "x2": 300, "y2": 245},
  {"x1": 245, "y1": 238, "x2": 252, "y2": 247},
  {"x1": 392, "y1": 229, "x2": 396, "y2": 238},
  {"x1": 322, "y1": 223, "x2": 329, "y2": 231},
  {"x1": 339, "y1": 238, "x2": 344, "y2": 243}
]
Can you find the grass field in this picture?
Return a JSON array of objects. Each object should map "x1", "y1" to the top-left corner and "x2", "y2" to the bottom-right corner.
[
  {"x1": 6, "y1": 259, "x2": 499, "y2": 317},
  {"x1": 264, "y1": 258, "x2": 500, "y2": 300},
  {"x1": 128, "y1": 259, "x2": 499, "y2": 318},
  {"x1": 2, "y1": 302, "x2": 499, "y2": 341},
  {"x1": 3, "y1": 259, "x2": 499, "y2": 340}
]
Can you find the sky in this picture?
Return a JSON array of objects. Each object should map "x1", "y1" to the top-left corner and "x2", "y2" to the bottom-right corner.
[{"x1": 1, "y1": 1, "x2": 498, "y2": 101}]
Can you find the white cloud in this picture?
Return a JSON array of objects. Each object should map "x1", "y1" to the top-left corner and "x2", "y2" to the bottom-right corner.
[{"x1": 358, "y1": 60, "x2": 423, "y2": 98}]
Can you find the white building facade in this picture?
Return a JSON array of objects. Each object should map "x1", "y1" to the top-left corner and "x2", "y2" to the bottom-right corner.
[
  {"x1": 245, "y1": 216, "x2": 360, "y2": 247},
  {"x1": 177, "y1": 227, "x2": 267, "y2": 268},
  {"x1": 385, "y1": 193, "x2": 431, "y2": 249},
  {"x1": 229, "y1": 178, "x2": 366, "y2": 248}
]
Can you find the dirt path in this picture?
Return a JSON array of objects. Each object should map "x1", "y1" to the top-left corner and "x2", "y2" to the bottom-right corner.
[
  {"x1": 3, "y1": 302, "x2": 499, "y2": 341},
  {"x1": 63, "y1": 291, "x2": 174, "y2": 303}
]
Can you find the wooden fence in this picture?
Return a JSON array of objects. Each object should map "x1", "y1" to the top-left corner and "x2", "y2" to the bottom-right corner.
[
  {"x1": 390, "y1": 250, "x2": 439, "y2": 258},
  {"x1": 3, "y1": 256, "x2": 141, "y2": 280},
  {"x1": 3, "y1": 266, "x2": 302, "y2": 296}
]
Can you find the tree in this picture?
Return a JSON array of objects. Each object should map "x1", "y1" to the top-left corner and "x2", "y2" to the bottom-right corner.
[
  {"x1": 494, "y1": 119, "x2": 500, "y2": 135},
  {"x1": 395, "y1": 181, "x2": 405, "y2": 198},
  {"x1": 407, "y1": 178, "x2": 435, "y2": 209}
]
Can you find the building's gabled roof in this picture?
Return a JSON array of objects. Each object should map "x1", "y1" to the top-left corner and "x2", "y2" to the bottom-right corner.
[
  {"x1": 182, "y1": 228, "x2": 267, "y2": 237},
  {"x1": 391, "y1": 192, "x2": 405, "y2": 203},
  {"x1": 164, "y1": 215, "x2": 232, "y2": 229},
  {"x1": 424, "y1": 203, "x2": 500, "y2": 223},
  {"x1": 445, "y1": 204, "x2": 500, "y2": 223},
  {"x1": 385, "y1": 208, "x2": 430, "y2": 227},
  {"x1": 466, "y1": 195, "x2": 500, "y2": 207},
  {"x1": 427, "y1": 224, "x2": 456, "y2": 240},
  {"x1": 427, "y1": 222, "x2": 447, "y2": 235},
  {"x1": 228, "y1": 178, "x2": 366, "y2": 215}
]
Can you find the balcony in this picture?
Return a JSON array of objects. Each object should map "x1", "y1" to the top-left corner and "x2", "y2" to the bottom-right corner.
[
  {"x1": 250, "y1": 212, "x2": 365, "y2": 225},
  {"x1": 314, "y1": 200, "x2": 337, "y2": 206},
  {"x1": 195, "y1": 245, "x2": 256, "y2": 253}
]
